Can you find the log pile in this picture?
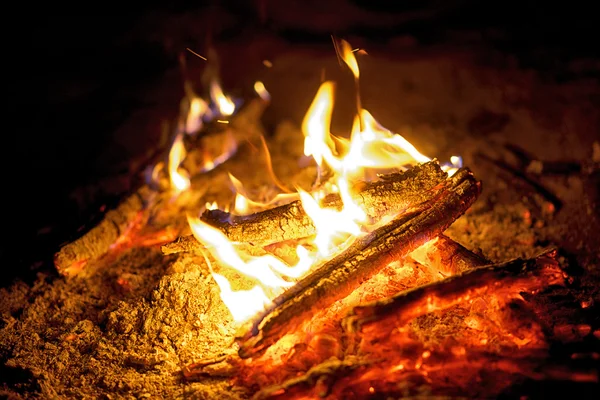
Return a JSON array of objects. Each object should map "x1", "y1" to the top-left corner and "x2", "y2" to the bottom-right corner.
[
  {"x1": 53, "y1": 111, "x2": 580, "y2": 397},
  {"x1": 176, "y1": 160, "x2": 584, "y2": 399},
  {"x1": 236, "y1": 166, "x2": 481, "y2": 359}
]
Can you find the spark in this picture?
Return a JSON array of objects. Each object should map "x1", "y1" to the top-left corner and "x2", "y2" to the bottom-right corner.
[{"x1": 186, "y1": 47, "x2": 207, "y2": 61}]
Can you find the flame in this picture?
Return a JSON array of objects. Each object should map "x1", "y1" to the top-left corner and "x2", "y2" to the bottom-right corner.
[
  {"x1": 168, "y1": 133, "x2": 190, "y2": 193},
  {"x1": 188, "y1": 215, "x2": 315, "y2": 323},
  {"x1": 301, "y1": 81, "x2": 337, "y2": 168},
  {"x1": 185, "y1": 96, "x2": 209, "y2": 134},
  {"x1": 339, "y1": 39, "x2": 360, "y2": 79},
  {"x1": 254, "y1": 81, "x2": 271, "y2": 101},
  {"x1": 229, "y1": 172, "x2": 298, "y2": 216},
  {"x1": 298, "y1": 178, "x2": 366, "y2": 256},
  {"x1": 210, "y1": 81, "x2": 236, "y2": 116},
  {"x1": 189, "y1": 40, "x2": 464, "y2": 324}
]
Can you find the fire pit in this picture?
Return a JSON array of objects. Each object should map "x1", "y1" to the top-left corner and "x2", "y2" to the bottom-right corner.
[{"x1": 2, "y1": 13, "x2": 599, "y2": 399}]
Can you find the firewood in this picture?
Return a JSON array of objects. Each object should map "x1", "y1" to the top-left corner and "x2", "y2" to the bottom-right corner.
[
  {"x1": 53, "y1": 185, "x2": 154, "y2": 277},
  {"x1": 161, "y1": 160, "x2": 449, "y2": 254},
  {"x1": 410, "y1": 234, "x2": 488, "y2": 275},
  {"x1": 236, "y1": 168, "x2": 481, "y2": 359},
  {"x1": 53, "y1": 98, "x2": 267, "y2": 278},
  {"x1": 346, "y1": 249, "x2": 566, "y2": 337}
]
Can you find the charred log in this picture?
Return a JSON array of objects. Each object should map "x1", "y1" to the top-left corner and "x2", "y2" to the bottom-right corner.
[
  {"x1": 236, "y1": 168, "x2": 481, "y2": 359},
  {"x1": 346, "y1": 250, "x2": 566, "y2": 338},
  {"x1": 161, "y1": 161, "x2": 449, "y2": 254}
]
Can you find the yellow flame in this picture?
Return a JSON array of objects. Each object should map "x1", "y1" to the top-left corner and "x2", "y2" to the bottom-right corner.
[
  {"x1": 301, "y1": 81, "x2": 337, "y2": 168},
  {"x1": 185, "y1": 97, "x2": 209, "y2": 134},
  {"x1": 210, "y1": 81, "x2": 235, "y2": 116},
  {"x1": 298, "y1": 178, "x2": 366, "y2": 256},
  {"x1": 344, "y1": 109, "x2": 431, "y2": 173},
  {"x1": 188, "y1": 215, "x2": 316, "y2": 323},
  {"x1": 229, "y1": 172, "x2": 298, "y2": 216},
  {"x1": 339, "y1": 39, "x2": 360, "y2": 79},
  {"x1": 205, "y1": 201, "x2": 218, "y2": 211},
  {"x1": 168, "y1": 133, "x2": 190, "y2": 193},
  {"x1": 211, "y1": 273, "x2": 271, "y2": 322},
  {"x1": 254, "y1": 81, "x2": 271, "y2": 101}
]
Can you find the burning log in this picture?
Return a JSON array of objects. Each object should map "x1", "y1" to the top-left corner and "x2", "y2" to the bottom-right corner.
[
  {"x1": 347, "y1": 249, "x2": 566, "y2": 338},
  {"x1": 245, "y1": 252, "x2": 568, "y2": 400},
  {"x1": 410, "y1": 234, "x2": 488, "y2": 275},
  {"x1": 251, "y1": 352, "x2": 597, "y2": 400},
  {"x1": 53, "y1": 186, "x2": 154, "y2": 277},
  {"x1": 251, "y1": 356, "x2": 369, "y2": 400},
  {"x1": 236, "y1": 167, "x2": 481, "y2": 359},
  {"x1": 161, "y1": 160, "x2": 448, "y2": 254}
]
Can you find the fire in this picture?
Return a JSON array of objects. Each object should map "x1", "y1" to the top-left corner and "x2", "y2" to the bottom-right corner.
[
  {"x1": 254, "y1": 81, "x2": 271, "y2": 102},
  {"x1": 185, "y1": 96, "x2": 209, "y2": 134},
  {"x1": 168, "y1": 132, "x2": 190, "y2": 193},
  {"x1": 210, "y1": 80, "x2": 236, "y2": 116},
  {"x1": 339, "y1": 39, "x2": 360, "y2": 79},
  {"x1": 189, "y1": 39, "x2": 463, "y2": 324},
  {"x1": 188, "y1": 215, "x2": 315, "y2": 322},
  {"x1": 301, "y1": 81, "x2": 336, "y2": 168},
  {"x1": 157, "y1": 78, "x2": 243, "y2": 192}
]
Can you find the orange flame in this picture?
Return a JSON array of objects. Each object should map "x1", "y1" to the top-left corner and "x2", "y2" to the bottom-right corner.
[
  {"x1": 339, "y1": 39, "x2": 360, "y2": 80},
  {"x1": 168, "y1": 133, "x2": 190, "y2": 193}
]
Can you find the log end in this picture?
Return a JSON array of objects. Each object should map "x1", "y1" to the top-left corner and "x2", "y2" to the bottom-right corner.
[
  {"x1": 54, "y1": 218, "x2": 121, "y2": 277},
  {"x1": 53, "y1": 186, "x2": 152, "y2": 277}
]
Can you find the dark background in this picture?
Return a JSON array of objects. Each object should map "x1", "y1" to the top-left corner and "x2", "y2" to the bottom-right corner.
[{"x1": 3, "y1": 1, "x2": 598, "y2": 287}]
